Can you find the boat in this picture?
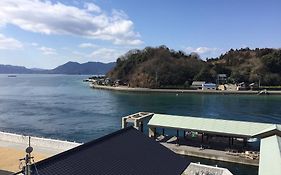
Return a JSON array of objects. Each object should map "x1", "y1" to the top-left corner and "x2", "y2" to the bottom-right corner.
[
  {"x1": 257, "y1": 89, "x2": 269, "y2": 95},
  {"x1": 8, "y1": 75, "x2": 17, "y2": 77}
]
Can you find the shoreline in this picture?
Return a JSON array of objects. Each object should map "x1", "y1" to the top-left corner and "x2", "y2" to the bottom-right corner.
[{"x1": 91, "y1": 85, "x2": 281, "y2": 95}]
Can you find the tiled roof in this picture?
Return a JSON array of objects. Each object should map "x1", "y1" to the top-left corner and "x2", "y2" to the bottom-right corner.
[{"x1": 15, "y1": 127, "x2": 189, "y2": 175}]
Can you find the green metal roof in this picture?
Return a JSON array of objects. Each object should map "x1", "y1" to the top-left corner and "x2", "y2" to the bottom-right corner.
[
  {"x1": 259, "y1": 135, "x2": 281, "y2": 175},
  {"x1": 148, "y1": 114, "x2": 281, "y2": 137}
]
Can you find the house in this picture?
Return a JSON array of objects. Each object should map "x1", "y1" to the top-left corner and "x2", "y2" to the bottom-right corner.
[
  {"x1": 237, "y1": 82, "x2": 247, "y2": 90},
  {"x1": 202, "y1": 83, "x2": 216, "y2": 90},
  {"x1": 14, "y1": 127, "x2": 190, "y2": 175},
  {"x1": 216, "y1": 74, "x2": 227, "y2": 85},
  {"x1": 191, "y1": 81, "x2": 205, "y2": 89}
]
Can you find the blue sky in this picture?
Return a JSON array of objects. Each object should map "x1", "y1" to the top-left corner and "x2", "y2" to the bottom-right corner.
[{"x1": 0, "y1": 0, "x2": 280, "y2": 68}]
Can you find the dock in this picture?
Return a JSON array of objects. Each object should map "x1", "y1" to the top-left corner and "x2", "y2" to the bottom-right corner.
[{"x1": 122, "y1": 112, "x2": 281, "y2": 174}]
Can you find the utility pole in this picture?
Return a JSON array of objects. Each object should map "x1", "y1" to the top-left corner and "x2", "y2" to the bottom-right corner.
[{"x1": 19, "y1": 136, "x2": 34, "y2": 175}]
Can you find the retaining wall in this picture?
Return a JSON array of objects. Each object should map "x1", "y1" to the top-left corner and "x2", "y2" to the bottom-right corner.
[{"x1": 0, "y1": 131, "x2": 82, "y2": 151}]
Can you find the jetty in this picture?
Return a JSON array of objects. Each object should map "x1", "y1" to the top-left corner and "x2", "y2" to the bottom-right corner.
[{"x1": 122, "y1": 112, "x2": 281, "y2": 175}]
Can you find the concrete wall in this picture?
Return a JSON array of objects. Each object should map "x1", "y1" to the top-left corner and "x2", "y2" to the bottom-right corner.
[{"x1": 0, "y1": 131, "x2": 81, "y2": 151}]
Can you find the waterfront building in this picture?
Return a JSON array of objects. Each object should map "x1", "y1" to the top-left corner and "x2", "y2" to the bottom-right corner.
[
  {"x1": 191, "y1": 81, "x2": 205, "y2": 89},
  {"x1": 216, "y1": 74, "x2": 227, "y2": 85},
  {"x1": 202, "y1": 83, "x2": 217, "y2": 90},
  {"x1": 146, "y1": 113, "x2": 281, "y2": 175},
  {"x1": 13, "y1": 127, "x2": 190, "y2": 175}
]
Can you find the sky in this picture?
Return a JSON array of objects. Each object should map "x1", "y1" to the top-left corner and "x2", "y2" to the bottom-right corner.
[{"x1": 0, "y1": 0, "x2": 280, "y2": 69}]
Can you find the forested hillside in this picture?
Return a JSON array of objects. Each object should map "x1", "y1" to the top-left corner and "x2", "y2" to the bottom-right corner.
[
  {"x1": 207, "y1": 48, "x2": 281, "y2": 86},
  {"x1": 107, "y1": 46, "x2": 281, "y2": 88}
]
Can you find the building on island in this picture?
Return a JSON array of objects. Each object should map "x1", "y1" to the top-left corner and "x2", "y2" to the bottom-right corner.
[
  {"x1": 202, "y1": 83, "x2": 217, "y2": 90},
  {"x1": 191, "y1": 81, "x2": 205, "y2": 90},
  {"x1": 216, "y1": 74, "x2": 228, "y2": 85}
]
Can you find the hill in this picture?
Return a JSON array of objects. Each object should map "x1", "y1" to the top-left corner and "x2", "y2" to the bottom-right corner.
[
  {"x1": 49, "y1": 61, "x2": 115, "y2": 75},
  {"x1": 207, "y1": 48, "x2": 281, "y2": 86},
  {"x1": 107, "y1": 46, "x2": 206, "y2": 88},
  {"x1": 107, "y1": 46, "x2": 281, "y2": 88},
  {"x1": 0, "y1": 62, "x2": 115, "y2": 75},
  {"x1": 0, "y1": 64, "x2": 35, "y2": 74}
]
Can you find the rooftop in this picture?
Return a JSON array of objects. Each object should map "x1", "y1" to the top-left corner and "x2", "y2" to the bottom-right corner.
[
  {"x1": 15, "y1": 127, "x2": 190, "y2": 175},
  {"x1": 183, "y1": 163, "x2": 233, "y2": 175},
  {"x1": 148, "y1": 113, "x2": 281, "y2": 137}
]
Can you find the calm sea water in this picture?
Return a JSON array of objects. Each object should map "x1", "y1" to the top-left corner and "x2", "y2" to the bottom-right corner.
[{"x1": 0, "y1": 74, "x2": 280, "y2": 174}]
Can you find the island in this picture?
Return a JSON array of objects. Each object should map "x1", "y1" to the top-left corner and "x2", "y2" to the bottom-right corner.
[{"x1": 88, "y1": 46, "x2": 281, "y2": 94}]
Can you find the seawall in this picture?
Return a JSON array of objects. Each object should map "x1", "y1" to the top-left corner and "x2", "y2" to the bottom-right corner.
[
  {"x1": 91, "y1": 85, "x2": 281, "y2": 95},
  {"x1": 0, "y1": 131, "x2": 82, "y2": 154}
]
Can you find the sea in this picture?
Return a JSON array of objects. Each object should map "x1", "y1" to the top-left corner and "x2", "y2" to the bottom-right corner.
[{"x1": 1, "y1": 74, "x2": 281, "y2": 175}]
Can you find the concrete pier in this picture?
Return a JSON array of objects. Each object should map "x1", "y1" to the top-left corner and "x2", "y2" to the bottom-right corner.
[
  {"x1": 121, "y1": 112, "x2": 154, "y2": 131},
  {"x1": 162, "y1": 142, "x2": 259, "y2": 166}
]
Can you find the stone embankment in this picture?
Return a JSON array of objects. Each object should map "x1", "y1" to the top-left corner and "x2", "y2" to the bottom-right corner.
[{"x1": 91, "y1": 84, "x2": 281, "y2": 95}]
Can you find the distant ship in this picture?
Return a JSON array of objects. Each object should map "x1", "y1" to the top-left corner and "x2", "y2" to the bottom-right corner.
[{"x1": 7, "y1": 75, "x2": 17, "y2": 77}]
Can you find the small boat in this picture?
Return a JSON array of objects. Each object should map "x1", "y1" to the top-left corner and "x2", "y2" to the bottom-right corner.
[
  {"x1": 257, "y1": 89, "x2": 269, "y2": 95},
  {"x1": 8, "y1": 75, "x2": 17, "y2": 77}
]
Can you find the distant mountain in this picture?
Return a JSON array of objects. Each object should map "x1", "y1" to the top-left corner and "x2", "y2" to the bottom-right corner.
[
  {"x1": 49, "y1": 61, "x2": 115, "y2": 75},
  {"x1": 0, "y1": 61, "x2": 115, "y2": 75},
  {"x1": 0, "y1": 64, "x2": 35, "y2": 74}
]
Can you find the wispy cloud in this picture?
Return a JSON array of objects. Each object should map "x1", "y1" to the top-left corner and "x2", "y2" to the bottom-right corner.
[
  {"x1": 185, "y1": 47, "x2": 219, "y2": 55},
  {"x1": 31, "y1": 42, "x2": 39, "y2": 47},
  {"x1": 88, "y1": 48, "x2": 124, "y2": 62},
  {"x1": 184, "y1": 46, "x2": 223, "y2": 59},
  {"x1": 39, "y1": 46, "x2": 57, "y2": 55},
  {"x1": 0, "y1": 0, "x2": 143, "y2": 46},
  {"x1": 84, "y1": 3, "x2": 101, "y2": 13},
  {"x1": 0, "y1": 34, "x2": 23, "y2": 50},
  {"x1": 78, "y1": 43, "x2": 98, "y2": 48}
]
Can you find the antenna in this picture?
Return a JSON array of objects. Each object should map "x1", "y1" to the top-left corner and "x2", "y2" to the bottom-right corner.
[{"x1": 19, "y1": 136, "x2": 34, "y2": 175}]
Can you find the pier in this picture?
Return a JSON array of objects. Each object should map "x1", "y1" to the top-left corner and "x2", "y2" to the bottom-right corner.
[{"x1": 122, "y1": 112, "x2": 281, "y2": 174}]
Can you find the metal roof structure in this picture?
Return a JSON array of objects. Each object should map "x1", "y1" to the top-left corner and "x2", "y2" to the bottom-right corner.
[
  {"x1": 148, "y1": 113, "x2": 281, "y2": 175},
  {"x1": 259, "y1": 135, "x2": 281, "y2": 175},
  {"x1": 182, "y1": 163, "x2": 233, "y2": 175},
  {"x1": 148, "y1": 113, "x2": 281, "y2": 137},
  {"x1": 14, "y1": 126, "x2": 190, "y2": 175}
]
